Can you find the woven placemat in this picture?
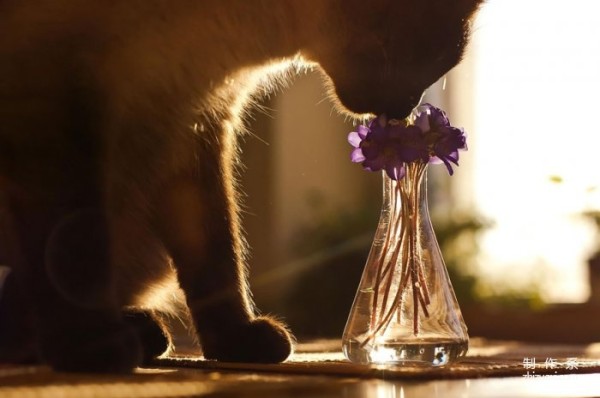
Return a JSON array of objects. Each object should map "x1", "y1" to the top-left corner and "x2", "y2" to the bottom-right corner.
[
  {"x1": 1, "y1": 339, "x2": 600, "y2": 398},
  {"x1": 155, "y1": 338, "x2": 600, "y2": 380}
]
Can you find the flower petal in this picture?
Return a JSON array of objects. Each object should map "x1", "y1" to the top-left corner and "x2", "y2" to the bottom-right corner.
[
  {"x1": 348, "y1": 131, "x2": 363, "y2": 148},
  {"x1": 414, "y1": 112, "x2": 430, "y2": 132},
  {"x1": 424, "y1": 103, "x2": 450, "y2": 127},
  {"x1": 350, "y1": 147, "x2": 366, "y2": 163},
  {"x1": 435, "y1": 156, "x2": 455, "y2": 175},
  {"x1": 446, "y1": 150, "x2": 459, "y2": 165},
  {"x1": 357, "y1": 125, "x2": 370, "y2": 139},
  {"x1": 442, "y1": 158, "x2": 455, "y2": 175}
]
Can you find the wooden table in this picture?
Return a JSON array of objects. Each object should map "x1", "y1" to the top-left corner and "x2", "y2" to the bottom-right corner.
[{"x1": 2, "y1": 339, "x2": 600, "y2": 397}]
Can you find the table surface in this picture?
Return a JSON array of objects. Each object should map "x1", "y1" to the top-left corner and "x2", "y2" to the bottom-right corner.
[{"x1": 2, "y1": 339, "x2": 600, "y2": 398}]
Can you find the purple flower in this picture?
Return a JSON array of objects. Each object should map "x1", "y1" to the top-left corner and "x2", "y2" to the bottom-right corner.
[
  {"x1": 348, "y1": 103, "x2": 467, "y2": 180},
  {"x1": 415, "y1": 103, "x2": 467, "y2": 175},
  {"x1": 349, "y1": 116, "x2": 411, "y2": 180},
  {"x1": 394, "y1": 124, "x2": 429, "y2": 164}
]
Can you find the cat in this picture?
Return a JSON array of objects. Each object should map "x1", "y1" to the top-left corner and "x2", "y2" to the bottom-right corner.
[{"x1": 0, "y1": 0, "x2": 483, "y2": 373}]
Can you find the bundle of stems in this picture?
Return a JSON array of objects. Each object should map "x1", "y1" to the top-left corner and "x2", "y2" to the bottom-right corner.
[{"x1": 360, "y1": 163, "x2": 431, "y2": 348}]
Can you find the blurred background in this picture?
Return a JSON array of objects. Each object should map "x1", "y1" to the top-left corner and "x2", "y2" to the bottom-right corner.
[{"x1": 241, "y1": 0, "x2": 600, "y2": 342}]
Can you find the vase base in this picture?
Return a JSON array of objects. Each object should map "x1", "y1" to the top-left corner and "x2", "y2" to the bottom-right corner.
[{"x1": 343, "y1": 339, "x2": 468, "y2": 367}]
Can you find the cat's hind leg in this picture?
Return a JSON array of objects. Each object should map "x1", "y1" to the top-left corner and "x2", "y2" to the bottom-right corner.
[
  {"x1": 9, "y1": 203, "x2": 143, "y2": 373},
  {"x1": 0, "y1": 266, "x2": 38, "y2": 364},
  {"x1": 156, "y1": 135, "x2": 293, "y2": 363}
]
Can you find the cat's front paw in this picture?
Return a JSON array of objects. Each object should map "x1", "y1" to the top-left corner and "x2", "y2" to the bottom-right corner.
[
  {"x1": 202, "y1": 317, "x2": 293, "y2": 363},
  {"x1": 124, "y1": 311, "x2": 169, "y2": 365}
]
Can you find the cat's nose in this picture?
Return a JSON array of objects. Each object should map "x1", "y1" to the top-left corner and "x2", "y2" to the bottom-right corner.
[
  {"x1": 377, "y1": 92, "x2": 423, "y2": 120},
  {"x1": 383, "y1": 100, "x2": 419, "y2": 120}
]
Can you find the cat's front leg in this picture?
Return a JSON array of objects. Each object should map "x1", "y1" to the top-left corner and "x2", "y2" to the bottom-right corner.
[{"x1": 156, "y1": 131, "x2": 293, "y2": 363}]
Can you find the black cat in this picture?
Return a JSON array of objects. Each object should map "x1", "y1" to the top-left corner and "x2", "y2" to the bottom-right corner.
[{"x1": 0, "y1": 0, "x2": 483, "y2": 372}]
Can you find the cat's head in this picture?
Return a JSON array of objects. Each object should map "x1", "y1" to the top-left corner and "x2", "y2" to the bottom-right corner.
[{"x1": 305, "y1": 0, "x2": 483, "y2": 119}]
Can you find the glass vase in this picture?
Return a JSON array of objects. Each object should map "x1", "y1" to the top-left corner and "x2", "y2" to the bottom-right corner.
[{"x1": 342, "y1": 163, "x2": 468, "y2": 366}]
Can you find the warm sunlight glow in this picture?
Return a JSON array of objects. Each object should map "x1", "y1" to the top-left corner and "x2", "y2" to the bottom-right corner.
[{"x1": 469, "y1": 0, "x2": 600, "y2": 301}]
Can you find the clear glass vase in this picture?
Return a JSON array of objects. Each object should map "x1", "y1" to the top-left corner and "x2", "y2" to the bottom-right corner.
[{"x1": 342, "y1": 163, "x2": 468, "y2": 366}]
